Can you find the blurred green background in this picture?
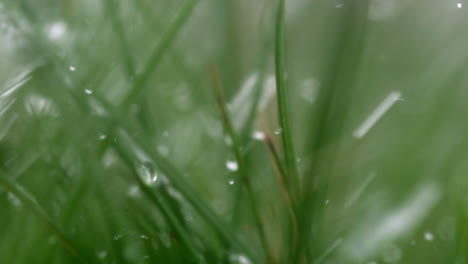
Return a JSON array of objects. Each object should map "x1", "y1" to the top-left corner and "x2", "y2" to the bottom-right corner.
[{"x1": 0, "y1": 0, "x2": 466, "y2": 263}]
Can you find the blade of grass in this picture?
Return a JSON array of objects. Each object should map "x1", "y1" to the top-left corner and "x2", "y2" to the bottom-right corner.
[
  {"x1": 111, "y1": 136, "x2": 204, "y2": 264},
  {"x1": 0, "y1": 172, "x2": 86, "y2": 262},
  {"x1": 240, "y1": 0, "x2": 274, "y2": 142},
  {"x1": 210, "y1": 65, "x2": 270, "y2": 263},
  {"x1": 120, "y1": 0, "x2": 198, "y2": 108},
  {"x1": 103, "y1": 0, "x2": 136, "y2": 78},
  {"x1": 274, "y1": 0, "x2": 300, "y2": 200},
  {"x1": 296, "y1": 0, "x2": 370, "y2": 262},
  {"x1": 262, "y1": 134, "x2": 298, "y2": 263}
]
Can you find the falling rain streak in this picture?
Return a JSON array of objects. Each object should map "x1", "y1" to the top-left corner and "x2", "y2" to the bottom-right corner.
[{"x1": 353, "y1": 91, "x2": 401, "y2": 138}]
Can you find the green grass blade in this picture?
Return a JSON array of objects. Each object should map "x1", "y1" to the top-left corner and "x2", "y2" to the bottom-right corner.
[
  {"x1": 210, "y1": 65, "x2": 270, "y2": 262},
  {"x1": 103, "y1": 0, "x2": 136, "y2": 78},
  {"x1": 274, "y1": 0, "x2": 300, "y2": 200},
  {"x1": 0, "y1": 173, "x2": 86, "y2": 262},
  {"x1": 111, "y1": 136, "x2": 204, "y2": 263},
  {"x1": 120, "y1": 0, "x2": 198, "y2": 108}
]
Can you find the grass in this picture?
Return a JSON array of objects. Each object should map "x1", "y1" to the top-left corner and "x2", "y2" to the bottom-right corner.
[{"x1": 0, "y1": 0, "x2": 467, "y2": 264}]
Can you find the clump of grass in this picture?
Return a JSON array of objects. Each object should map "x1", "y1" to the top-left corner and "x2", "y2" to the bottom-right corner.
[{"x1": 0, "y1": 0, "x2": 466, "y2": 264}]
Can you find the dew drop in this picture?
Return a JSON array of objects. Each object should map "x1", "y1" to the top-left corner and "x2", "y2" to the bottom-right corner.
[
  {"x1": 252, "y1": 131, "x2": 265, "y2": 141},
  {"x1": 226, "y1": 160, "x2": 238, "y2": 171},
  {"x1": 113, "y1": 234, "x2": 123, "y2": 240},
  {"x1": 457, "y1": 2, "x2": 462, "y2": 8},
  {"x1": 84, "y1": 89, "x2": 93, "y2": 95},
  {"x1": 300, "y1": 78, "x2": 319, "y2": 104},
  {"x1": 127, "y1": 185, "x2": 141, "y2": 198},
  {"x1": 274, "y1": 128, "x2": 282, "y2": 135},
  {"x1": 46, "y1": 21, "x2": 67, "y2": 41},
  {"x1": 137, "y1": 162, "x2": 158, "y2": 185},
  {"x1": 140, "y1": 234, "x2": 149, "y2": 240},
  {"x1": 69, "y1": 65, "x2": 76, "y2": 71},
  {"x1": 99, "y1": 134, "x2": 107, "y2": 140},
  {"x1": 424, "y1": 232, "x2": 434, "y2": 241},
  {"x1": 229, "y1": 254, "x2": 252, "y2": 264},
  {"x1": 229, "y1": 180, "x2": 235, "y2": 185}
]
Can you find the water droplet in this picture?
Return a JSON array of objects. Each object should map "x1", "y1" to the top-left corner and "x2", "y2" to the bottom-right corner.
[
  {"x1": 99, "y1": 134, "x2": 107, "y2": 140},
  {"x1": 229, "y1": 254, "x2": 252, "y2": 264},
  {"x1": 457, "y1": 2, "x2": 463, "y2": 8},
  {"x1": 25, "y1": 94, "x2": 57, "y2": 116},
  {"x1": 69, "y1": 65, "x2": 76, "y2": 71},
  {"x1": 84, "y1": 89, "x2": 93, "y2": 95},
  {"x1": 140, "y1": 234, "x2": 149, "y2": 240},
  {"x1": 137, "y1": 162, "x2": 158, "y2": 185},
  {"x1": 296, "y1": 158, "x2": 302, "y2": 163},
  {"x1": 424, "y1": 232, "x2": 434, "y2": 241},
  {"x1": 252, "y1": 131, "x2": 265, "y2": 140},
  {"x1": 300, "y1": 78, "x2": 319, "y2": 104},
  {"x1": 127, "y1": 185, "x2": 141, "y2": 198},
  {"x1": 113, "y1": 234, "x2": 123, "y2": 240},
  {"x1": 381, "y1": 243, "x2": 401, "y2": 263},
  {"x1": 325, "y1": 199, "x2": 330, "y2": 205},
  {"x1": 274, "y1": 128, "x2": 282, "y2": 135},
  {"x1": 97, "y1": 251, "x2": 107, "y2": 259},
  {"x1": 46, "y1": 21, "x2": 67, "y2": 41},
  {"x1": 336, "y1": 3, "x2": 344, "y2": 8},
  {"x1": 226, "y1": 160, "x2": 238, "y2": 171},
  {"x1": 229, "y1": 180, "x2": 235, "y2": 185}
]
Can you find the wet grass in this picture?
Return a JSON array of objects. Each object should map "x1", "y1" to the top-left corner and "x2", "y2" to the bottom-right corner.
[{"x1": 0, "y1": 0, "x2": 466, "y2": 264}]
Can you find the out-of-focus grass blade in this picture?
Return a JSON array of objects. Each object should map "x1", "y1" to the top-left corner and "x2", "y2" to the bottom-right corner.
[
  {"x1": 120, "y1": 0, "x2": 198, "y2": 108},
  {"x1": 103, "y1": 0, "x2": 136, "y2": 78},
  {"x1": 0, "y1": 172, "x2": 86, "y2": 262},
  {"x1": 274, "y1": 0, "x2": 300, "y2": 200},
  {"x1": 210, "y1": 65, "x2": 270, "y2": 262},
  {"x1": 297, "y1": 0, "x2": 370, "y2": 262},
  {"x1": 262, "y1": 134, "x2": 297, "y2": 263},
  {"x1": 109, "y1": 135, "x2": 204, "y2": 264}
]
